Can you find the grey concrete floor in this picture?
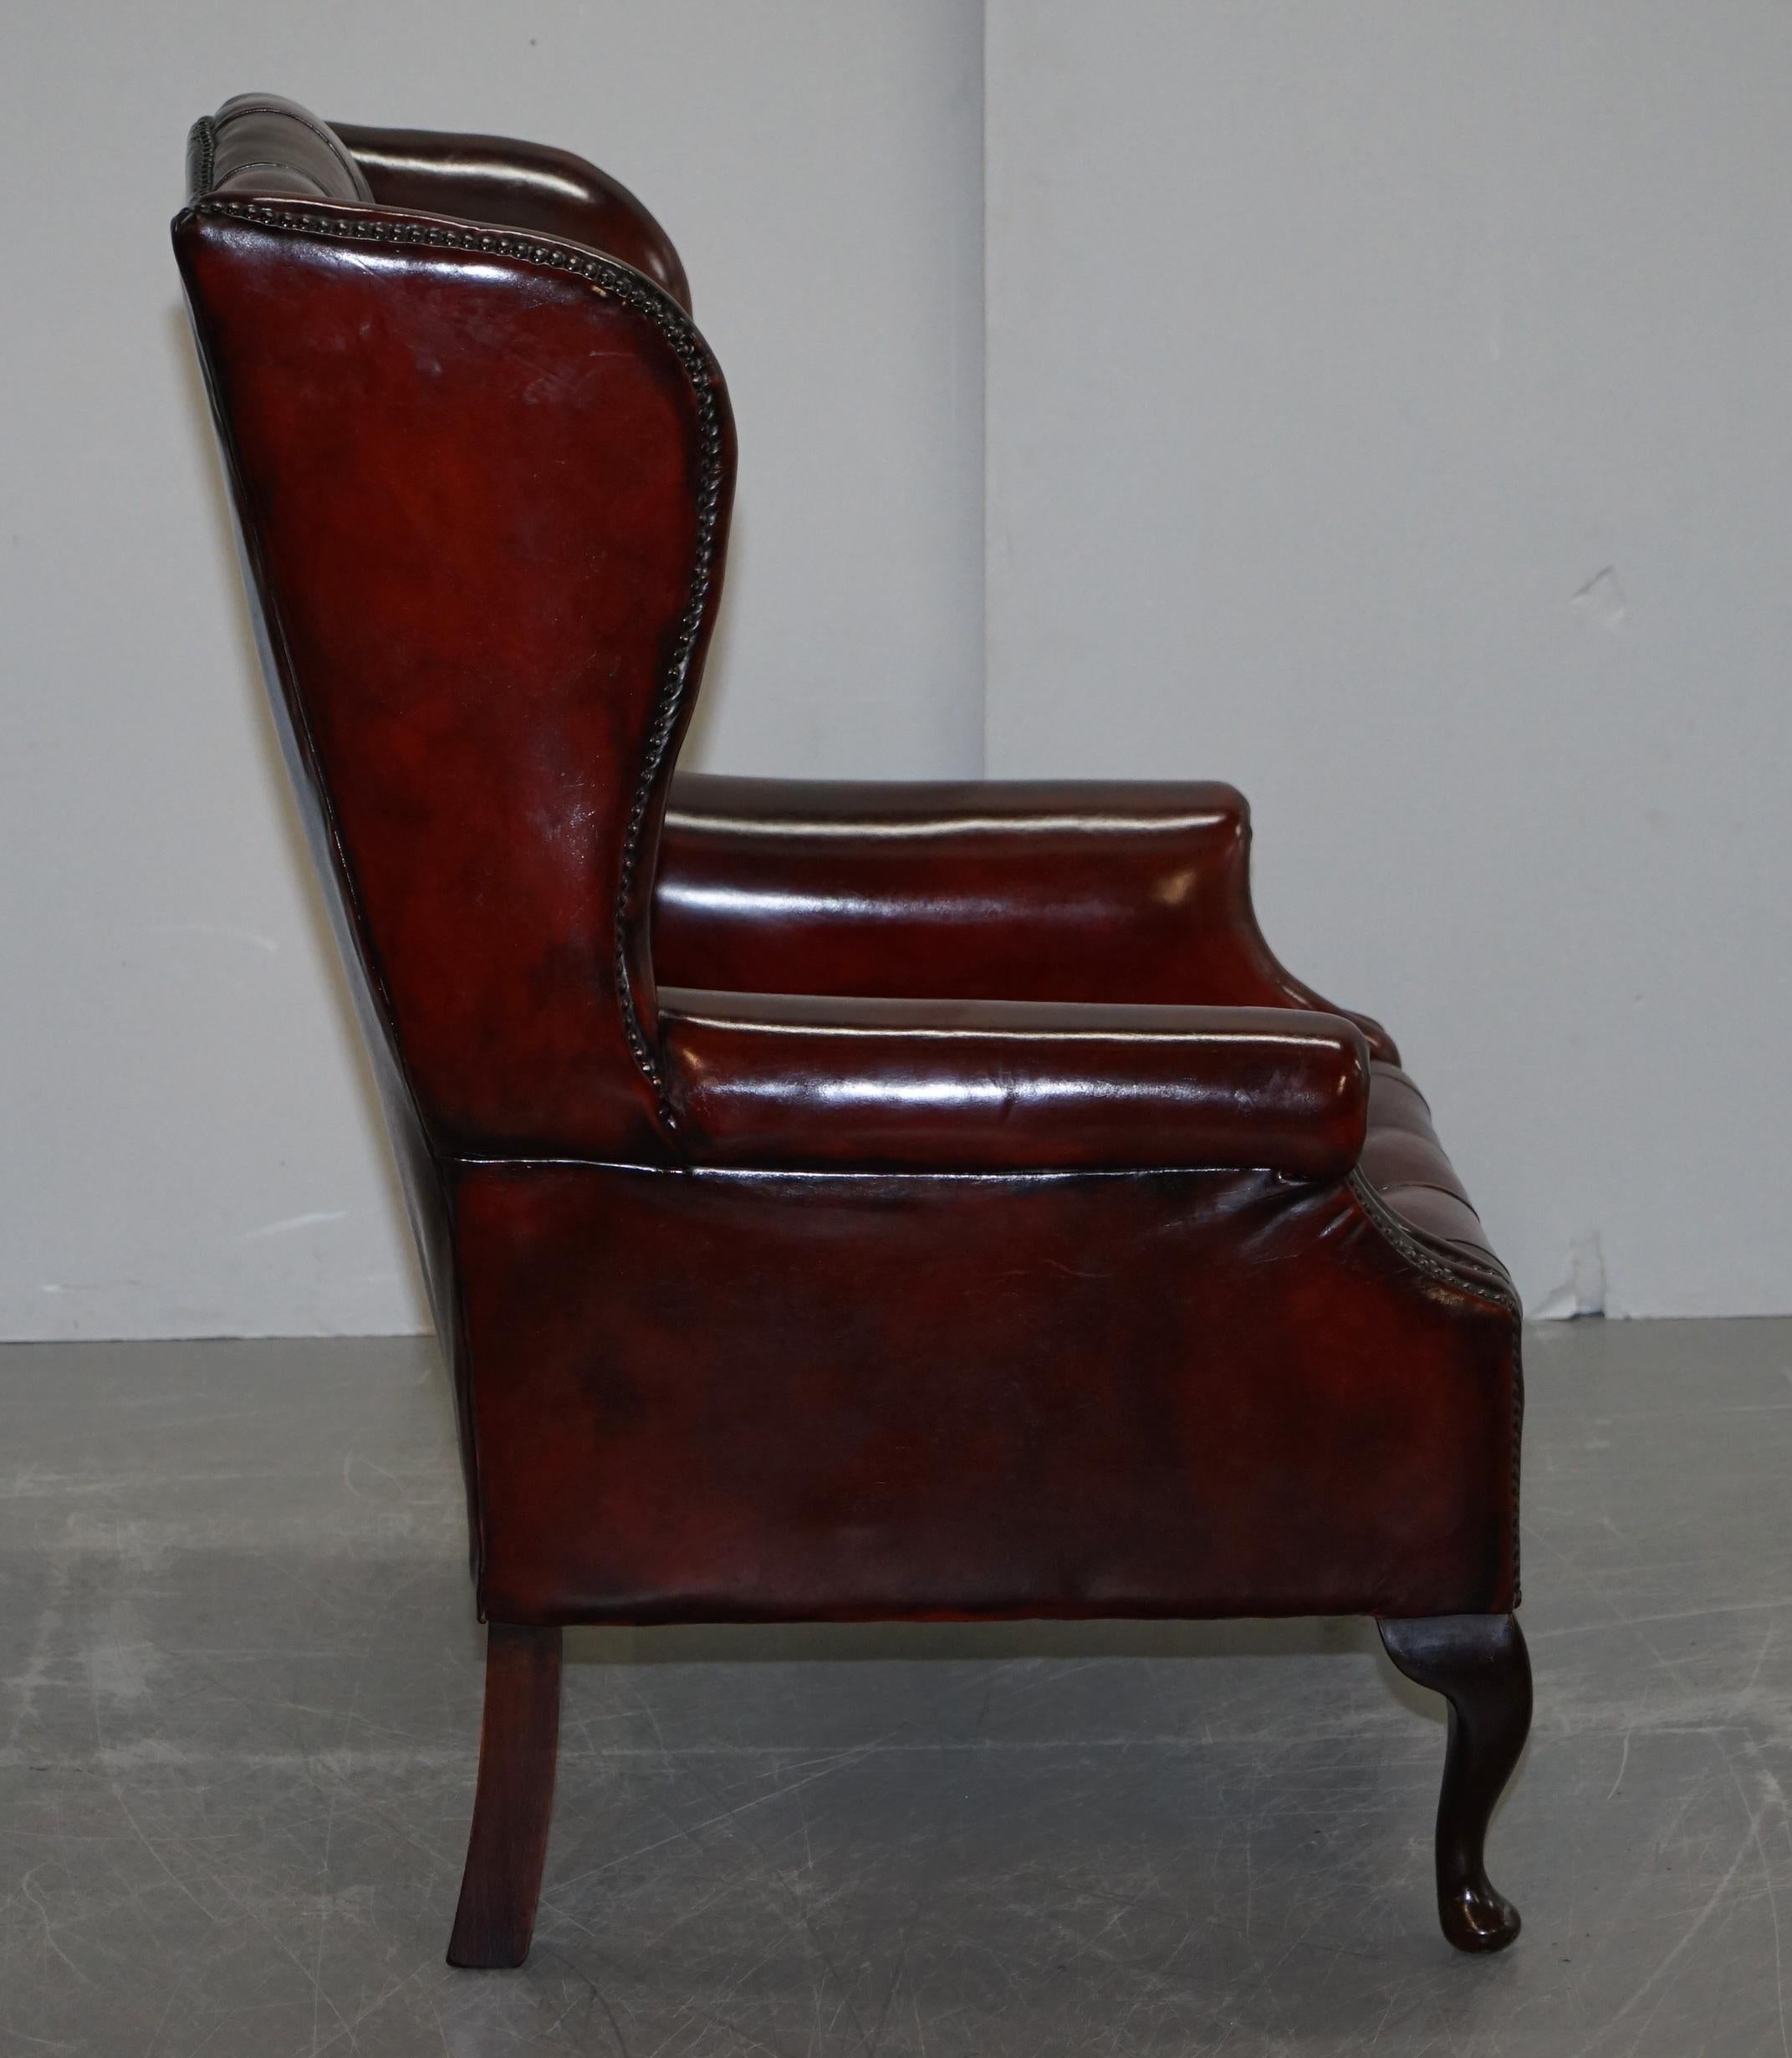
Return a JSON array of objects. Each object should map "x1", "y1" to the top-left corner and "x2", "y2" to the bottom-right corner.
[{"x1": 0, "y1": 1319, "x2": 1787, "y2": 2055}]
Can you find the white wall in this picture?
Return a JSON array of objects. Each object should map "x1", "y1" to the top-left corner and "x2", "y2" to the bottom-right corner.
[
  {"x1": 986, "y1": 1, "x2": 1792, "y2": 1318},
  {"x1": 4, "y1": 3, "x2": 1788, "y2": 1337},
  {"x1": 0, "y1": 1, "x2": 984, "y2": 1340}
]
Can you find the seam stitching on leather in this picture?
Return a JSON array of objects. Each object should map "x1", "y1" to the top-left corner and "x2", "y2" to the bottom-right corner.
[
  {"x1": 1347, "y1": 1168, "x2": 1515, "y2": 1311},
  {"x1": 186, "y1": 117, "x2": 217, "y2": 202},
  {"x1": 191, "y1": 197, "x2": 724, "y2": 1133},
  {"x1": 1346, "y1": 1166, "x2": 1522, "y2": 1606}
]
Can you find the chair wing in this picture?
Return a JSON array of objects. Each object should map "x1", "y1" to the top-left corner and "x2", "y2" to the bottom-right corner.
[{"x1": 176, "y1": 135, "x2": 733, "y2": 1164}]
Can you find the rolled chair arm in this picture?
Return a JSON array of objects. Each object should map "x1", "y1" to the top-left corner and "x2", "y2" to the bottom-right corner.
[
  {"x1": 660, "y1": 988, "x2": 1371, "y2": 1179},
  {"x1": 654, "y1": 774, "x2": 1396, "y2": 1062}
]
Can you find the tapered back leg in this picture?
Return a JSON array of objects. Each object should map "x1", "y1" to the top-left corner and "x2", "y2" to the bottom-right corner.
[
  {"x1": 448, "y1": 1623, "x2": 564, "y2": 1969},
  {"x1": 1379, "y1": 1612, "x2": 1531, "y2": 1952}
]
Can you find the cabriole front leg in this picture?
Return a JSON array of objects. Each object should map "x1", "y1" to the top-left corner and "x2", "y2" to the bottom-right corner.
[
  {"x1": 1379, "y1": 1612, "x2": 1531, "y2": 1953},
  {"x1": 447, "y1": 1622, "x2": 563, "y2": 1969}
]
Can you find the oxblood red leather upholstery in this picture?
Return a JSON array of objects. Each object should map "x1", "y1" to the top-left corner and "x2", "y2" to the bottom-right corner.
[
  {"x1": 173, "y1": 96, "x2": 1523, "y2": 1636},
  {"x1": 192, "y1": 93, "x2": 374, "y2": 203},
  {"x1": 453, "y1": 1159, "x2": 1518, "y2": 1626},
  {"x1": 656, "y1": 774, "x2": 1401, "y2": 1060},
  {"x1": 1364, "y1": 1063, "x2": 1500, "y2": 1264},
  {"x1": 330, "y1": 119, "x2": 691, "y2": 310},
  {"x1": 661, "y1": 989, "x2": 1370, "y2": 1176}
]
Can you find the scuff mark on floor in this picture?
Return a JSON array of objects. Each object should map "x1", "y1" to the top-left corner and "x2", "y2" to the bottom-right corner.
[{"x1": 1535, "y1": 1228, "x2": 1607, "y2": 1320}]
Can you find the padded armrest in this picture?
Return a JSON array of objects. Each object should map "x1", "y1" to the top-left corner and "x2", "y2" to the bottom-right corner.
[
  {"x1": 660, "y1": 988, "x2": 1371, "y2": 1178},
  {"x1": 655, "y1": 774, "x2": 1397, "y2": 1062}
]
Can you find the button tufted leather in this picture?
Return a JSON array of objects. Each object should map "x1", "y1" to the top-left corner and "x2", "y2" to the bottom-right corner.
[
  {"x1": 1361, "y1": 1064, "x2": 1500, "y2": 1264},
  {"x1": 197, "y1": 93, "x2": 375, "y2": 204}
]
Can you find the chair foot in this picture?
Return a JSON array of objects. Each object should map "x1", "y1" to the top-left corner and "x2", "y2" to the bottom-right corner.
[
  {"x1": 447, "y1": 1622, "x2": 563, "y2": 1969},
  {"x1": 1379, "y1": 1612, "x2": 1531, "y2": 1953}
]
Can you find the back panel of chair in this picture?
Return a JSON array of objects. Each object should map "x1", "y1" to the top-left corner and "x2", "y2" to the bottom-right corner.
[{"x1": 176, "y1": 99, "x2": 736, "y2": 1168}]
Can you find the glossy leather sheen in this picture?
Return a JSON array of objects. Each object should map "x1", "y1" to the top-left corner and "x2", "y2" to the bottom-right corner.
[
  {"x1": 656, "y1": 774, "x2": 1400, "y2": 1062},
  {"x1": 197, "y1": 94, "x2": 375, "y2": 204},
  {"x1": 453, "y1": 1160, "x2": 1519, "y2": 1625},
  {"x1": 175, "y1": 95, "x2": 1522, "y2": 1632},
  {"x1": 176, "y1": 190, "x2": 733, "y2": 1164},
  {"x1": 332, "y1": 121, "x2": 692, "y2": 310},
  {"x1": 1364, "y1": 1064, "x2": 1499, "y2": 1264},
  {"x1": 661, "y1": 988, "x2": 1370, "y2": 1176}
]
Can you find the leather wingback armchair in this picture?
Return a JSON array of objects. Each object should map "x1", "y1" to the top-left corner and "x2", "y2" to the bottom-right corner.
[{"x1": 174, "y1": 94, "x2": 1529, "y2": 1971}]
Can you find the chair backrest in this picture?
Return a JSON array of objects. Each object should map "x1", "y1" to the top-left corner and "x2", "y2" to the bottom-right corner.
[
  {"x1": 191, "y1": 94, "x2": 689, "y2": 304},
  {"x1": 175, "y1": 95, "x2": 735, "y2": 1172},
  {"x1": 332, "y1": 119, "x2": 692, "y2": 311}
]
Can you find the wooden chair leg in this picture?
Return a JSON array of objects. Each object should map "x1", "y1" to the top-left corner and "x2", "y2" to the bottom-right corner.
[
  {"x1": 1379, "y1": 1612, "x2": 1531, "y2": 1953},
  {"x1": 447, "y1": 1622, "x2": 563, "y2": 1969}
]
